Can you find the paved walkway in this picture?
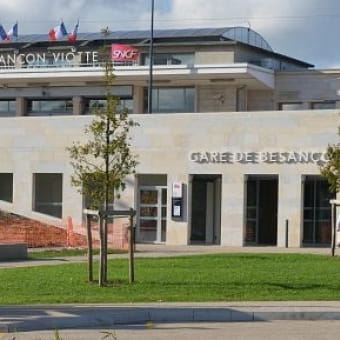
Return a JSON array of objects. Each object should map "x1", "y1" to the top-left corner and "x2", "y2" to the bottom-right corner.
[
  {"x1": 1, "y1": 302, "x2": 340, "y2": 332},
  {"x1": 4, "y1": 321, "x2": 340, "y2": 340},
  {"x1": 0, "y1": 244, "x2": 338, "y2": 268}
]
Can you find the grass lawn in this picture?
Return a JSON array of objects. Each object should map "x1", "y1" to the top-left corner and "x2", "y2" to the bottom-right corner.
[
  {"x1": 1, "y1": 253, "x2": 340, "y2": 304},
  {"x1": 28, "y1": 248, "x2": 127, "y2": 259}
]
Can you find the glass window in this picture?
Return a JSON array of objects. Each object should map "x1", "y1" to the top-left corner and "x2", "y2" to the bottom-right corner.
[
  {"x1": 33, "y1": 173, "x2": 62, "y2": 218},
  {"x1": 0, "y1": 173, "x2": 13, "y2": 202},
  {"x1": 303, "y1": 176, "x2": 335, "y2": 245},
  {"x1": 84, "y1": 99, "x2": 107, "y2": 114},
  {"x1": 144, "y1": 87, "x2": 195, "y2": 113},
  {"x1": 27, "y1": 99, "x2": 73, "y2": 116},
  {"x1": 83, "y1": 97, "x2": 133, "y2": 115},
  {"x1": 279, "y1": 102, "x2": 304, "y2": 110},
  {"x1": 143, "y1": 53, "x2": 194, "y2": 66},
  {"x1": 0, "y1": 100, "x2": 16, "y2": 117},
  {"x1": 311, "y1": 102, "x2": 336, "y2": 110}
]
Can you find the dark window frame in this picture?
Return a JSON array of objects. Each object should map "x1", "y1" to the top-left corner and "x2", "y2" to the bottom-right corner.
[
  {"x1": 278, "y1": 102, "x2": 304, "y2": 111},
  {"x1": 83, "y1": 96, "x2": 133, "y2": 115},
  {"x1": 311, "y1": 101, "x2": 336, "y2": 110},
  {"x1": 0, "y1": 99, "x2": 16, "y2": 117},
  {"x1": 141, "y1": 52, "x2": 194, "y2": 66},
  {"x1": 144, "y1": 87, "x2": 195, "y2": 113},
  {"x1": 33, "y1": 173, "x2": 63, "y2": 218},
  {"x1": 26, "y1": 98, "x2": 73, "y2": 116}
]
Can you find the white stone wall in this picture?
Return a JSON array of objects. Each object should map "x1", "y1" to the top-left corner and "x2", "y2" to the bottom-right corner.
[
  {"x1": 0, "y1": 110, "x2": 338, "y2": 246},
  {"x1": 275, "y1": 71, "x2": 340, "y2": 107}
]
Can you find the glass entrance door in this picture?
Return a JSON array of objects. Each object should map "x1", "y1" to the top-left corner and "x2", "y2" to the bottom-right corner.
[
  {"x1": 303, "y1": 177, "x2": 334, "y2": 245},
  {"x1": 245, "y1": 176, "x2": 278, "y2": 245},
  {"x1": 137, "y1": 186, "x2": 167, "y2": 243}
]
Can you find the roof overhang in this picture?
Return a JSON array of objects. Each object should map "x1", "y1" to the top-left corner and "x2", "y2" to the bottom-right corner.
[{"x1": 0, "y1": 63, "x2": 275, "y2": 89}]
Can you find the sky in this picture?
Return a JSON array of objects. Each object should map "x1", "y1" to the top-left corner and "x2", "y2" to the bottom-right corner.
[{"x1": 1, "y1": 0, "x2": 340, "y2": 68}]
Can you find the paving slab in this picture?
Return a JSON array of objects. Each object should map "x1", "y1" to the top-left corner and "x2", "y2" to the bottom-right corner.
[{"x1": 1, "y1": 302, "x2": 340, "y2": 332}]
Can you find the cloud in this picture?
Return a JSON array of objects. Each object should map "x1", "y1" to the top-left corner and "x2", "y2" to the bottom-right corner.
[{"x1": 0, "y1": 0, "x2": 339, "y2": 67}]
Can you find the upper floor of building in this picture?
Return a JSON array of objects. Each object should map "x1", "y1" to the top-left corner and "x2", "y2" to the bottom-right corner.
[{"x1": 0, "y1": 27, "x2": 339, "y2": 117}]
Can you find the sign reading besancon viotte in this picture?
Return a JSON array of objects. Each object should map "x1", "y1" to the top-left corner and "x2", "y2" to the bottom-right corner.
[
  {"x1": 0, "y1": 51, "x2": 99, "y2": 66},
  {"x1": 0, "y1": 44, "x2": 140, "y2": 66}
]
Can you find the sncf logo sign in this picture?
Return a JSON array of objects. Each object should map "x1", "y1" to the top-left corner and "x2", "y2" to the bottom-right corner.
[{"x1": 111, "y1": 44, "x2": 139, "y2": 61}]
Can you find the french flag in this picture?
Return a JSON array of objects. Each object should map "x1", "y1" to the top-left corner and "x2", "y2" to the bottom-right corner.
[
  {"x1": 7, "y1": 22, "x2": 18, "y2": 41},
  {"x1": 49, "y1": 21, "x2": 68, "y2": 41},
  {"x1": 0, "y1": 24, "x2": 7, "y2": 41},
  {"x1": 68, "y1": 20, "x2": 79, "y2": 42}
]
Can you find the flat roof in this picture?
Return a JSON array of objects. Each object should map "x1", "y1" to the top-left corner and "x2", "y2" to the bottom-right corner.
[{"x1": 0, "y1": 27, "x2": 313, "y2": 68}]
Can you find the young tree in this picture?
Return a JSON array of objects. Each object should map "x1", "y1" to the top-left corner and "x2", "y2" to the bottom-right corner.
[
  {"x1": 321, "y1": 127, "x2": 340, "y2": 194},
  {"x1": 68, "y1": 60, "x2": 137, "y2": 286}
]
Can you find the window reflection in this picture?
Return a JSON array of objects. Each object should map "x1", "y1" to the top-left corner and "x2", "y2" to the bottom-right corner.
[
  {"x1": 83, "y1": 97, "x2": 133, "y2": 114},
  {"x1": 0, "y1": 100, "x2": 16, "y2": 117},
  {"x1": 27, "y1": 99, "x2": 73, "y2": 116},
  {"x1": 279, "y1": 102, "x2": 303, "y2": 111},
  {"x1": 311, "y1": 102, "x2": 336, "y2": 110},
  {"x1": 143, "y1": 53, "x2": 194, "y2": 66},
  {"x1": 144, "y1": 87, "x2": 195, "y2": 113}
]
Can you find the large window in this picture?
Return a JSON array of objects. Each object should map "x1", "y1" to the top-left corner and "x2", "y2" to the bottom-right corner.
[
  {"x1": 311, "y1": 101, "x2": 336, "y2": 110},
  {"x1": 0, "y1": 100, "x2": 16, "y2": 117},
  {"x1": 279, "y1": 102, "x2": 304, "y2": 111},
  {"x1": 83, "y1": 97, "x2": 133, "y2": 114},
  {"x1": 303, "y1": 176, "x2": 335, "y2": 245},
  {"x1": 33, "y1": 173, "x2": 62, "y2": 218},
  {"x1": 142, "y1": 53, "x2": 194, "y2": 66},
  {"x1": 144, "y1": 87, "x2": 195, "y2": 113},
  {"x1": 0, "y1": 173, "x2": 13, "y2": 203},
  {"x1": 27, "y1": 99, "x2": 73, "y2": 116}
]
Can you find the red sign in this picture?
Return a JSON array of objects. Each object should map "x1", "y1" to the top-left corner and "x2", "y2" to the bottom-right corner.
[{"x1": 111, "y1": 44, "x2": 139, "y2": 62}]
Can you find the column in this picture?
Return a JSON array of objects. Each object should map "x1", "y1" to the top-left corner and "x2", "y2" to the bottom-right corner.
[
  {"x1": 133, "y1": 86, "x2": 144, "y2": 114},
  {"x1": 220, "y1": 173, "x2": 245, "y2": 246},
  {"x1": 16, "y1": 97, "x2": 25, "y2": 116},
  {"x1": 277, "y1": 173, "x2": 303, "y2": 247},
  {"x1": 73, "y1": 96, "x2": 83, "y2": 115}
]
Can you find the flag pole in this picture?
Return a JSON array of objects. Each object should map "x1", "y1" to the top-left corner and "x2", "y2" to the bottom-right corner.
[{"x1": 147, "y1": 0, "x2": 155, "y2": 114}]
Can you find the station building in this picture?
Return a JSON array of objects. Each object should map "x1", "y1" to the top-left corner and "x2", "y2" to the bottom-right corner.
[{"x1": 0, "y1": 27, "x2": 338, "y2": 247}]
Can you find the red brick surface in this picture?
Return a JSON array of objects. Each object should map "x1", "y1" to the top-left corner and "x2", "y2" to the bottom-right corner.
[{"x1": 0, "y1": 212, "x2": 129, "y2": 249}]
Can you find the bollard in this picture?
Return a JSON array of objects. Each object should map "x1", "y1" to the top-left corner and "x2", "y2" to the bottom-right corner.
[{"x1": 285, "y1": 219, "x2": 289, "y2": 248}]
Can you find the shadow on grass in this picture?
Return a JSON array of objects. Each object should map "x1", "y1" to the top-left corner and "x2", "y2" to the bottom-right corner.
[
  {"x1": 87, "y1": 279, "x2": 130, "y2": 287},
  {"x1": 267, "y1": 282, "x2": 340, "y2": 291}
]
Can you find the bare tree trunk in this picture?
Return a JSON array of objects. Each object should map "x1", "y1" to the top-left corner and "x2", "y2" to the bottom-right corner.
[
  {"x1": 86, "y1": 214, "x2": 93, "y2": 282},
  {"x1": 99, "y1": 213, "x2": 105, "y2": 286}
]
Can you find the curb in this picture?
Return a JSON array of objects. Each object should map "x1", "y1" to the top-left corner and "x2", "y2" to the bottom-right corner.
[{"x1": 2, "y1": 306, "x2": 340, "y2": 332}]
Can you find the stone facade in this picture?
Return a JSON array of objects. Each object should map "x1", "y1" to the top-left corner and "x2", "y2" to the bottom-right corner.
[{"x1": 0, "y1": 27, "x2": 338, "y2": 248}]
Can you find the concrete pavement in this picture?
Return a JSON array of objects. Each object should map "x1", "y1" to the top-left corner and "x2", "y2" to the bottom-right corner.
[
  {"x1": 2, "y1": 302, "x2": 340, "y2": 333},
  {"x1": 0, "y1": 244, "x2": 339, "y2": 268},
  {"x1": 3, "y1": 321, "x2": 340, "y2": 340}
]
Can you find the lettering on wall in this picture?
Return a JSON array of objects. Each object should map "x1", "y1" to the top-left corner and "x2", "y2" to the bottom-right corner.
[
  {"x1": 0, "y1": 51, "x2": 98, "y2": 67},
  {"x1": 189, "y1": 151, "x2": 328, "y2": 165}
]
